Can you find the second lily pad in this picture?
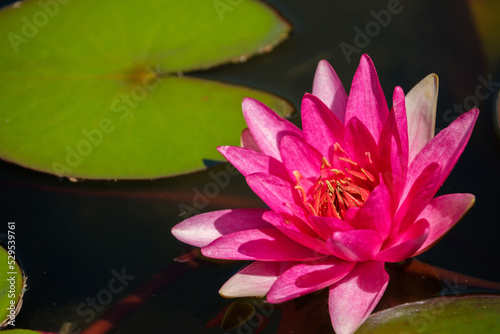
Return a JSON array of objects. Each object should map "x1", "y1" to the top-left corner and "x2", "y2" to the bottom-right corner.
[{"x1": 357, "y1": 295, "x2": 500, "y2": 333}]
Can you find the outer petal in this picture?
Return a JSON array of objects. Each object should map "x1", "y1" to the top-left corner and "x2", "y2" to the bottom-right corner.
[
  {"x1": 246, "y1": 173, "x2": 299, "y2": 216},
  {"x1": 201, "y1": 228, "x2": 325, "y2": 261},
  {"x1": 326, "y1": 230, "x2": 383, "y2": 262},
  {"x1": 375, "y1": 219, "x2": 429, "y2": 262},
  {"x1": 301, "y1": 93, "x2": 345, "y2": 161},
  {"x1": 171, "y1": 208, "x2": 270, "y2": 247},
  {"x1": 405, "y1": 108, "x2": 479, "y2": 203},
  {"x1": 378, "y1": 86, "x2": 409, "y2": 205},
  {"x1": 262, "y1": 211, "x2": 330, "y2": 255},
  {"x1": 240, "y1": 128, "x2": 261, "y2": 152},
  {"x1": 309, "y1": 216, "x2": 353, "y2": 241},
  {"x1": 328, "y1": 261, "x2": 389, "y2": 334},
  {"x1": 267, "y1": 257, "x2": 355, "y2": 303},
  {"x1": 345, "y1": 54, "x2": 389, "y2": 143},
  {"x1": 242, "y1": 97, "x2": 302, "y2": 161},
  {"x1": 393, "y1": 162, "x2": 441, "y2": 234},
  {"x1": 350, "y1": 184, "x2": 391, "y2": 238},
  {"x1": 219, "y1": 261, "x2": 296, "y2": 298},
  {"x1": 405, "y1": 74, "x2": 438, "y2": 164},
  {"x1": 279, "y1": 135, "x2": 323, "y2": 180},
  {"x1": 312, "y1": 60, "x2": 348, "y2": 124},
  {"x1": 414, "y1": 193, "x2": 475, "y2": 255},
  {"x1": 217, "y1": 146, "x2": 288, "y2": 178}
]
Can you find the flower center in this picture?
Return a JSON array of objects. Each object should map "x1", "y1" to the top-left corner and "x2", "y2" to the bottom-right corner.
[{"x1": 294, "y1": 144, "x2": 376, "y2": 220}]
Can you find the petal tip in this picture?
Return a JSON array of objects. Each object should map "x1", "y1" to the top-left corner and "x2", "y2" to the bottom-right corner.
[
  {"x1": 242, "y1": 97, "x2": 265, "y2": 114},
  {"x1": 360, "y1": 53, "x2": 372, "y2": 62},
  {"x1": 469, "y1": 107, "x2": 480, "y2": 116},
  {"x1": 242, "y1": 96, "x2": 257, "y2": 105},
  {"x1": 393, "y1": 85, "x2": 405, "y2": 95},
  {"x1": 466, "y1": 193, "x2": 476, "y2": 209},
  {"x1": 426, "y1": 73, "x2": 439, "y2": 85},
  {"x1": 170, "y1": 224, "x2": 189, "y2": 244},
  {"x1": 316, "y1": 59, "x2": 333, "y2": 72},
  {"x1": 358, "y1": 54, "x2": 376, "y2": 71}
]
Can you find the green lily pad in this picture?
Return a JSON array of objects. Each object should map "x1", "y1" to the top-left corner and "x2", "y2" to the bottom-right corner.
[
  {"x1": 357, "y1": 295, "x2": 500, "y2": 333},
  {"x1": 0, "y1": 238, "x2": 25, "y2": 327},
  {"x1": 0, "y1": 0, "x2": 292, "y2": 179}
]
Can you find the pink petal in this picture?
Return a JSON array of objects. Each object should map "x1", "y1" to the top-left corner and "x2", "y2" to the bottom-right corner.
[
  {"x1": 405, "y1": 74, "x2": 438, "y2": 164},
  {"x1": 414, "y1": 193, "x2": 475, "y2": 255},
  {"x1": 378, "y1": 86, "x2": 409, "y2": 204},
  {"x1": 312, "y1": 60, "x2": 348, "y2": 124},
  {"x1": 279, "y1": 135, "x2": 323, "y2": 180},
  {"x1": 343, "y1": 207, "x2": 359, "y2": 224},
  {"x1": 201, "y1": 228, "x2": 326, "y2": 261},
  {"x1": 217, "y1": 146, "x2": 288, "y2": 178},
  {"x1": 309, "y1": 216, "x2": 353, "y2": 241},
  {"x1": 219, "y1": 261, "x2": 296, "y2": 298},
  {"x1": 405, "y1": 108, "x2": 479, "y2": 203},
  {"x1": 267, "y1": 257, "x2": 355, "y2": 303},
  {"x1": 171, "y1": 208, "x2": 270, "y2": 247},
  {"x1": 350, "y1": 184, "x2": 391, "y2": 238},
  {"x1": 344, "y1": 116, "x2": 380, "y2": 171},
  {"x1": 281, "y1": 201, "x2": 311, "y2": 224},
  {"x1": 326, "y1": 230, "x2": 383, "y2": 262},
  {"x1": 301, "y1": 93, "x2": 345, "y2": 161},
  {"x1": 242, "y1": 97, "x2": 302, "y2": 161},
  {"x1": 393, "y1": 162, "x2": 441, "y2": 234},
  {"x1": 262, "y1": 211, "x2": 331, "y2": 255},
  {"x1": 246, "y1": 173, "x2": 299, "y2": 215},
  {"x1": 328, "y1": 261, "x2": 389, "y2": 334},
  {"x1": 344, "y1": 54, "x2": 389, "y2": 143},
  {"x1": 240, "y1": 128, "x2": 261, "y2": 152},
  {"x1": 292, "y1": 170, "x2": 316, "y2": 198},
  {"x1": 375, "y1": 219, "x2": 429, "y2": 262}
]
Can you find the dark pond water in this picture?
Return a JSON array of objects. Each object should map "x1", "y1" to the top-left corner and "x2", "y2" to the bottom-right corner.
[{"x1": 1, "y1": 0, "x2": 499, "y2": 333}]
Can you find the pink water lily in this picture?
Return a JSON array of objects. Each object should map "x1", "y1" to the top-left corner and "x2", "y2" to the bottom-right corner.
[{"x1": 172, "y1": 54, "x2": 478, "y2": 334}]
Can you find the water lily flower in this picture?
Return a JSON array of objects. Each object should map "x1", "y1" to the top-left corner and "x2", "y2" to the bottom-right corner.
[{"x1": 172, "y1": 54, "x2": 478, "y2": 334}]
